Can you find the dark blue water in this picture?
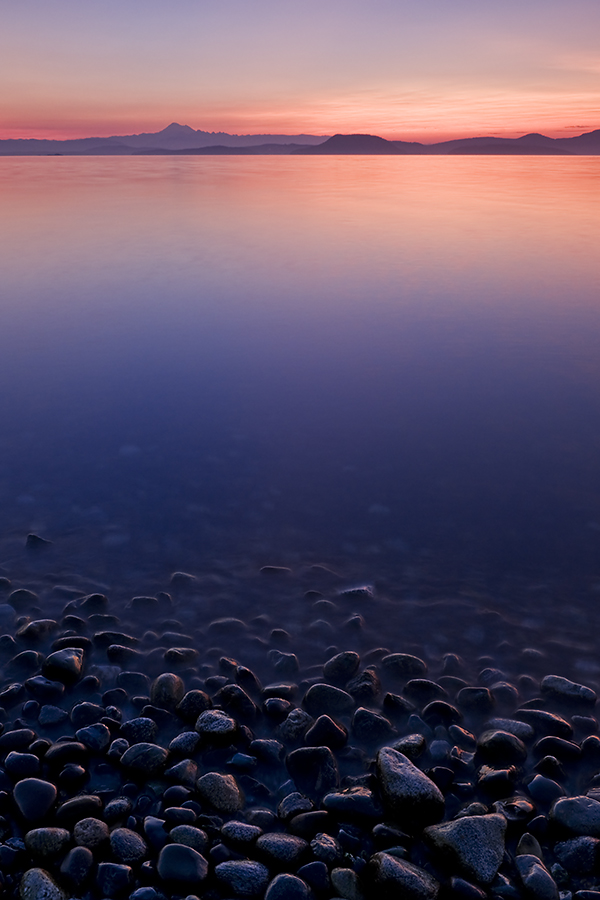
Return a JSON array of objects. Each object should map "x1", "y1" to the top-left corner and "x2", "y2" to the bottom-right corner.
[{"x1": 1, "y1": 156, "x2": 600, "y2": 634}]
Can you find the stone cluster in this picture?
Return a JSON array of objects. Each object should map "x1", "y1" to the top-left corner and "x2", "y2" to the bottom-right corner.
[{"x1": 0, "y1": 580, "x2": 599, "y2": 899}]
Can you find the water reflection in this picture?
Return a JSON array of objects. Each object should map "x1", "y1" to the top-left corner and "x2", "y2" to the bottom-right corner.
[{"x1": 0, "y1": 156, "x2": 599, "y2": 600}]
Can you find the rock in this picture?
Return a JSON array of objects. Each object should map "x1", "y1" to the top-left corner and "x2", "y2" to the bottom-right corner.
[
  {"x1": 287, "y1": 746, "x2": 339, "y2": 799},
  {"x1": 323, "y1": 786, "x2": 382, "y2": 819},
  {"x1": 150, "y1": 673, "x2": 185, "y2": 709},
  {"x1": 24, "y1": 827, "x2": 70, "y2": 859},
  {"x1": 214, "y1": 683, "x2": 258, "y2": 722},
  {"x1": 14, "y1": 778, "x2": 57, "y2": 822},
  {"x1": 215, "y1": 859, "x2": 270, "y2": 897},
  {"x1": 19, "y1": 867, "x2": 67, "y2": 900},
  {"x1": 120, "y1": 716, "x2": 158, "y2": 743},
  {"x1": 554, "y1": 837, "x2": 600, "y2": 874},
  {"x1": 75, "y1": 722, "x2": 111, "y2": 752},
  {"x1": 331, "y1": 866, "x2": 366, "y2": 900},
  {"x1": 382, "y1": 653, "x2": 427, "y2": 679},
  {"x1": 60, "y1": 846, "x2": 94, "y2": 889},
  {"x1": 323, "y1": 651, "x2": 361, "y2": 684},
  {"x1": 42, "y1": 647, "x2": 84, "y2": 685},
  {"x1": 514, "y1": 854, "x2": 558, "y2": 900},
  {"x1": 156, "y1": 843, "x2": 208, "y2": 886},
  {"x1": 304, "y1": 683, "x2": 356, "y2": 717},
  {"x1": 368, "y1": 852, "x2": 439, "y2": 900},
  {"x1": 352, "y1": 707, "x2": 396, "y2": 743},
  {"x1": 55, "y1": 794, "x2": 103, "y2": 827},
  {"x1": 96, "y1": 861, "x2": 133, "y2": 897},
  {"x1": 550, "y1": 796, "x2": 600, "y2": 836},
  {"x1": 221, "y1": 820, "x2": 263, "y2": 846},
  {"x1": 265, "y1": 873, "x2": 311, "y2": 899},
  {"x1": 176, "y1": 689, "x2": 211, "y2": 721},
  {"x1": 169, "y1": 824, "x2": 208, "y2": 852},
  {"x1": 74, "y1": 817, "x2": 110, "y2": 849},
  {"x1": 277, "y1": 708, "x2": 314, "y2": 743},
  {"x1": 196, "y1": 772, "x2": 244, "y2": 812},
  {"x1": 195, "y1": 709, "x2": 238, "y2": 743},
  {"x1": 541, "y1": 675, "x2": 596, "y2": 707},
  {"x1": 346, "y1": 668, "x2": 381, "y2": 704},
  {"x1": 305, "y1": 714, "x2": 348, "y2": 749},
  {"x1": 310, "y1": 832, "x2": 342, "y2": 864},
  {"x1": 376, "y1": 747, "x2": 444, "y2": 830},
  {"x1": 515, "y1": 710, "x2": 572, "y2": 738},
  {"x1": 424, "y1": 814, "x2": 506, "y2": 885},
  {"x1": 256, "y1": 832, "x2": 309, "y2": 867},
  {"x1": 110, "y1": 827, "x2": 148, "y2": 864},
  {"x1": 477, "y1": 730, "x2": 528, "y2": 764},
  {"x1": 120, "y1": 742, "x2": 169, "y2": 777},
  {"x1": 457, "y1": 687, "x2": 495, "y2": 714}
]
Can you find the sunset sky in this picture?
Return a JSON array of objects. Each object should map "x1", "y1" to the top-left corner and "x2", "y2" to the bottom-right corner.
[{"x1": 1, "y1": 0, "x2": 599, "y2": 142}]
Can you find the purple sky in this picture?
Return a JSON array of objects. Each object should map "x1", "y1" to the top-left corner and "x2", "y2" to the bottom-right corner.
[{"x1": 2, "y1": 0, "x2": 599, "y2": 141}]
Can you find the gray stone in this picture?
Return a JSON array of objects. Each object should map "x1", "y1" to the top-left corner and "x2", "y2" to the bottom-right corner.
[
  {"x1": 60, "y1": 846, "x2": 94, "y2": 889},
  {"x1": 19, "y1": 868, "x2": 67, "y2": 900},
  {"x1": 515, "y1": 855, "x2": 558, "y2": 900},
  {"x1": 331, "y1": 867, "x2": 366, "y2": 900},
  {"x1": 74, "y1": 816, "x2": 110, "y2": 849},
  {"x1": 323, "y1": 651, "x2": 361, "y2": 684},
  {"x1": 24, "y1": 827, "x2": 70, "y2": 859},
  {"x1": 96, "y1": 861, "x2": 133, "y2": 897},
  {"x1": 376, "y1": 747, "x2": 444, "y2": 830},
  {"x1": 541, "y1": 675, "x2": 596, "y2": 706},
  {"x1": 120, "y1": 716, "x2": 158, "y2": 743},
  {"x1": 276, "y1": 707, "x2": 314, "y2": 742},
  {"x1": 110, "y1": 827, "x2": 148, "y2": 864},
  {"x1": 194, "y1": 709, "x2": 237, "y2": 741},
  {"x1": 265, "y1": 873, "x2": 311, "y2": 900},
  {"x1": 151, "y1": 672, "x2": 185, "y2": 709},
  {"x1": 323, "y1": 786, "x2": 382, "y2": 819},
  {"x1": 424, "y1": 814, "x2": 506, "y2": 885},
  {"x1": 304, "y1": 683, "x2": 356, "y2": 717},
  {"x1": 287, "y1": 746, "x2": 340, "y2": 799},
  {"x1": 75, "y1": 722, "x2": 111, "y2": 751},
  {"x1": 256, "y1": 832, "x2": 309, "y2": 866},
  {"x1": 550, "y1": 796, "x2": 600, "y2": 836},
  {"x1": 14, "y1": 778, "x2": 57, "y2": 822},
  {"x1": 120, "y1": 742, "x2": 169, "y2": 776},
  {"x1": 196, "y1": 772, "x2": 244, "y2": 812},
  {"x1": 368, "y1": 852, "x2": 439, "y2": 900},
  {"x1": 485, "y1": 718, "x2": 535, "y2": 740},
  {"x1": 215, "y1": 860, "x2": 270, "y2": 897},
  {"x1": 554, "y1": 837, "x2": 600, "y2": 874},
  {"x1": 157, "y1": 843, "x2": 208, "y2": 885},
  {"x1": 381, "y1": 653, "x2": 427, "y2": 679},
  {"x1": 477, "y1": 730, "x2": 527, "y2": 764},
  {"x1": 221, "y1": 820, "x2": 263, "y2": 845},
  {"x1": 42, "y1": 647, "x2": 84, "y2": 684},
  {"x1": 169, "y1": 824, "x2": 208, "y2": 852}
]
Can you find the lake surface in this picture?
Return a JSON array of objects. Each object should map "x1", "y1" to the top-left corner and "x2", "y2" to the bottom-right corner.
[{"x1": 1, "y1": 156, "x2": 600, "y2": 671}]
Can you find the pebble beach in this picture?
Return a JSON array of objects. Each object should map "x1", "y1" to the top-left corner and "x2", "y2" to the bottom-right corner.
[{"x1": 0, "y1": 548, "x2": 599, "y2": 900}]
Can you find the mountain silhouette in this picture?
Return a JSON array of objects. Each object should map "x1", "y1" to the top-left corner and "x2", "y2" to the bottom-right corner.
[{"x1": 1, "y1": 125, "x2": 600, "y2": 155}]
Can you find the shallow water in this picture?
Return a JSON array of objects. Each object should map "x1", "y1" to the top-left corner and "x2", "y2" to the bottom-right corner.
[{"x1": 1, "y1": 155, "x2": 600, "y2": 674}]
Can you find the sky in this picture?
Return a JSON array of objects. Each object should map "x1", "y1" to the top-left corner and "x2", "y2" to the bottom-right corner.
[{"x1": 1, "y1": 0, "x2": 599, "y2": 142}]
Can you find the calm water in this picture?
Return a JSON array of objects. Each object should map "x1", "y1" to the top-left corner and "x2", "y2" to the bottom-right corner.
[{"x1": 1, "y1": 156, "x2": 600, "y2": 659}]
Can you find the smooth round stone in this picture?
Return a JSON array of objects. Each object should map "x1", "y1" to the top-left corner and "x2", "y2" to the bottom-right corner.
[
  {"x1": 323, "y1": 651, "x2": 361, "y2": 684},
  {"x1": 60, "y1": 846, "x2": 94, "y2": 889},
  {"x1": 19, "y1": 867, "x2": 67, "y2": 900},
  {"x1": 514, "y1": 854, "x2": 558, "y2": 900},
  {"x1": 70, "y1": 701, "x2": 105, "y2": 727},
  {"x1": 157, "y1": 843, "x2": 208, "y2": 885},
  {"x1": 75, "y1": 722, "x2": 111, "y2": 751},
  {"x1": 55, "y1": 794, "x2": 103, "y2": 827},
  {"x1": 221, "y1": 820, "x2": 263, "y2": 845},
  {"x1": 286, "y1": 746, "x2": 339, "y2": 800},
  {"x1": 381, "y1": 654, "x2": 427, "y2": 679},
  {"x1": 515, "y1": 709, "x2": 572, "y2": 738},
  {"x1": 215, "y1": 860, "x2": 270, "y2": 897},
  {"x1": 477, "y1": 730, "x2": 528, "y2": 764},
  {"x1": 214, "y1": 683, "x2": 258, "y2": 722},
  {"x1": 303, "y1": 683, "x2": 355, "y2": 717},
  {"x1": 169, "y1": 824, "x2": 208, "y2": 852},
  {"x1": 5, "y1": 751, "x2": 40, "y2": 777},
  {"x1": 151, "y1": 673, "x2": 185, "y2": 710},
  {"x1": 74, "y1": 816, "x2": 110, "y2": 849},
  {"x1": 195, "y1": 709, "x2": 237, "y2": 741},
  {"x1": 331, "y1": 867, "x2": 364, "y2": 900},
  {"x1": 352, "y1": 707, "x2": 396, "y2": 743},
  {"x1": 120, "y1": 742, "x2": 169, "y2": 776},
  {"x1": 169, "y1": 731, "x2": 201, "y2": 755},
  {"x1": 554, "y1": 837, "x2": 600, "y2": 875},
  {"x1": 110, "y1": 827, "x2": 148, "y2": 864},
  {"x1": 120, "y1": 717, "x2": 158, "y2": 743},
  {"x1": 25, "y1": 827, "x2": 70, "y2": 859},
  {"x1": 14, "y1": 778, "x2": 57, "y2": 822},
  {"x1": 265, "y1": 873, "x2": 311, "y2": 900},
  {"x1": 541, "y1": 675, "x2": 597, "y2": 706},
  {"x1": 176, "y1": 689, "x2": 211, "y2": 721},
  {"x1": 165, "y1": 757, "x2": 198, "y2": 787},
  {"x1": 256, "y1": 832, "x2": 309, "y2": 866},
  {"x1": 196, "y1": 772, "x2": 244, "y2": 813},
  {"x1": 550, "y1": 796, "x2": 600, "y2": 836},
  {"x1": 42, "y1": 648, "x2": 84, "y2": 685},
  {"x1": 96, "y1": 862, "x2": 133, "y2": 897}
]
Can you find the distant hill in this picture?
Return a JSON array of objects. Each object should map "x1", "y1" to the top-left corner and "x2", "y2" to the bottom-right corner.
[
  {"x1": 293, "y1": 131, "x2": 600, "y2": 155},
  {"x1": 1, "y1": 123, "x2": 600, "y2": 155}
]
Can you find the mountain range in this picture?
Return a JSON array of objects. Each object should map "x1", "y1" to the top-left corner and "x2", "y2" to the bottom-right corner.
[{"x1": 1, "y1": 122, "x2": 599, "y2": 155}]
